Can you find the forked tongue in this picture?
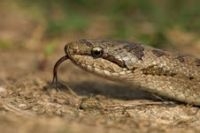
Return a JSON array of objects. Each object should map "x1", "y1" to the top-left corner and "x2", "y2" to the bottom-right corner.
[{"x1": 52, "y1": 55, "x2": 69, "y2": 86}]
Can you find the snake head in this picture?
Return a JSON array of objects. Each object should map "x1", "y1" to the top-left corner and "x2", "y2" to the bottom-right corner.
[{"x1": 64, "y1": 39, "x2": 142, "y2": 80}]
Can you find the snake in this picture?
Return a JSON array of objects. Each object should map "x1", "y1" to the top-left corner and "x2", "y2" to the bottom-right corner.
[{"x1": 52, "y1": 39, "x2": 200, "y2": 106}]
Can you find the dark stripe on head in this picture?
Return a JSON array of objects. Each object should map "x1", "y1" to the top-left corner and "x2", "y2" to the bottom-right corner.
[
  {"x1": 79, "y1": 39, "x2": 93, "y2": 46},
  {"x1": 123, "y1": 43, "x2": 144, "y2": 60},
  {"x1": 152, "y1": 49, "x2": 167, "y2": 57},
  {"x1": 176, "y1": 55, "x2": 185, "y2": 63},
  {"x1": 103, "y1": 54, "x2": 126, "y2": 68},
  {"x1": 142, "y1": 65, "x2": 176, "y2": 77}
]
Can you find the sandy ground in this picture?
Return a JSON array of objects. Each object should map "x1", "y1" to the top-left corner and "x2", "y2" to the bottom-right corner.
[{"x1": 0, "y1": 48, "x2": 200, "y2": 133}]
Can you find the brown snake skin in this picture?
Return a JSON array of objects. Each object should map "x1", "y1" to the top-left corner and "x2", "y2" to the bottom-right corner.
[{"x1": 52, "y1": 39, "x2": 200, "y2": 106}]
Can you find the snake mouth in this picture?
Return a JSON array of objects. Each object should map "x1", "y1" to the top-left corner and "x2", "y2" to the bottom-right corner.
[{"x1": 52, "y1": 54, "x2": 69, "y2": 85}]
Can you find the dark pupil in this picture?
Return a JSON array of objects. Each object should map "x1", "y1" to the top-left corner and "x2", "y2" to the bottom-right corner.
[
  {"x1": 94, "y1": 50, "x2": 101, "y2": 55},
  {"x1": 92, "y1": 49, "x2": 103, "y2": 57}
]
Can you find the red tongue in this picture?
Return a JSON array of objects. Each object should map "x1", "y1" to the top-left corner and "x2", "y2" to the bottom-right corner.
[{"x1": 52, "y1": 55, "x2": 69, "y2": 86}]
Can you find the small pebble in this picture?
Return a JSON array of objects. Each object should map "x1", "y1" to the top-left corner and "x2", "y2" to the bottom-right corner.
[
  {"x1": 0, "y1": 86, "x2": 7, "y2": 97},
  {"x1": 18, "y1": 104, "x2": 28, "y2": 109}
]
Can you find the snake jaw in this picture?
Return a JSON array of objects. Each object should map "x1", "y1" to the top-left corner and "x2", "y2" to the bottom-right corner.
[{"x1": 69, "y1": 54, "x2": 131, "y2": 81}]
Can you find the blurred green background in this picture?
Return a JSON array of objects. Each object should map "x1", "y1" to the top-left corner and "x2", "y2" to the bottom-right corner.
[{"x1": 0, "y1": 0, "x2": 200, "y2": 53}]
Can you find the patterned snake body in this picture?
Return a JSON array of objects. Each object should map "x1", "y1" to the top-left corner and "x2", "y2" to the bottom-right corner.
[{"x1": 53, "y1": 39, "x2": 200, "y2": 106}]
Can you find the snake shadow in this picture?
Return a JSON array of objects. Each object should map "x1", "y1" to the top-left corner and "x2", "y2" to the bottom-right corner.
[{"x1": 51, "y1": 80, "x2": 160, "y2": 101}]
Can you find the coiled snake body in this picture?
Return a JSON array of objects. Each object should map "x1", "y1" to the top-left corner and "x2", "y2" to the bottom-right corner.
[{"x1": 52, "y1": 39, "x2": 200, "y2": 106}]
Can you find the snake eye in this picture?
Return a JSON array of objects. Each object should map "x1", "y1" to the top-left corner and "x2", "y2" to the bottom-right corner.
[{"x1": 91, "y1": 47, "x2": 103, "y2": 58}]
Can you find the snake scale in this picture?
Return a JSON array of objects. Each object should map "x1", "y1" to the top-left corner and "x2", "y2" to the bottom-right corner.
[{"x1": 52, "y1": 39, "x2": 200, "y2": 106}]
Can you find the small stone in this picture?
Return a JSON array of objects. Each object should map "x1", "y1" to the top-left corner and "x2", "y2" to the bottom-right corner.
[
  {"x1": 0, "y1": 86, "x2": 7, "y2": 97},
  {"x1": 18, "y1": 104, "x2": 28, "y2": 109}
]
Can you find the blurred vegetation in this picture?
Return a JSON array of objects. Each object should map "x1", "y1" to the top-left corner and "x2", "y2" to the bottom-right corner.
[
  {"x1": 0, "y1": 40, "x2": 12, "y2": 49},
  {"x1": 0, "y1": 0, "x2": 200, "y2": 49}
]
